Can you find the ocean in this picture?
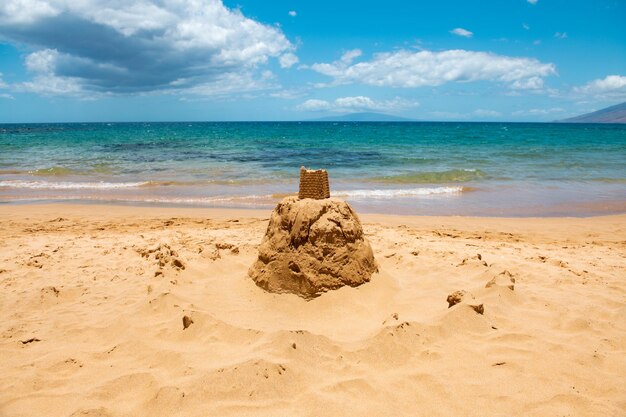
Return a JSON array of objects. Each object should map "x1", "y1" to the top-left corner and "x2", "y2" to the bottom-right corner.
[{"x1": 1, "y1": 122, "x2": 625, "y2": 216}]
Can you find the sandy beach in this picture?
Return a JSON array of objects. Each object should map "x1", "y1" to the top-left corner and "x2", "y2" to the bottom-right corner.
[{"x1": 1, "y1": 203, "x2": 625, "y2": 417}]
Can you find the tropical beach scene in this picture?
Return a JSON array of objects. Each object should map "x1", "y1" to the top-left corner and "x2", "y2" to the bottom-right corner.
[{"x1": 1, "y1": 1, "x2": 625, "y2": 416}]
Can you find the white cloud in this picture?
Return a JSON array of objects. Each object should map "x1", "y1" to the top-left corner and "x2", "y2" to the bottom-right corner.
[
  {"x1": 288, "y1": 10, "x2": 296, "y2": 17},
  {"x1": 279, "y1": 52, "x2": 299, "y2": 69},
  {"x1": 428, "y1": 109, "x2": 501, "y2": 120},
  {"x1": 7, "y1": 51, "x2": 86, "y2": 97},
  {"x1": 512, "y1": 107, "x2": 565, "y2": 116},
  {"x1": 25, "y1": 49, "x2": 58, "y2": 73},
  {"x1": 0, "y1": 93, "x2": 14, "y2": 99},
  {"x1": 14, "y1": 75, "x2": 84, "y2": 96},
  {"x1": 296, "y1": 96, "x2": 418, "y2": 113},
  {"x1": 522, "y1": 23, "x2": 530, "y2": 30},
  {"x1": 297, "y1": 99, "x2": 332, "y2": 111},
  {"x1": 0, "y1": 73, "x2": 7, "y2": 89},
  {"x1": 0, "y1": 0, "x2": 295, "y2": 96},
  {"x1": 472, "y1": 109, "x2": 501, "y2": 118},
  {"x1": 310, "y1": 49, "x2": 556, "y2": 89},
  {"x1": 527, "y1": 0, "x2": 538, "y2": 4},
  {"x1": 450, "y1": 28, "x2": 473, "y2": 38},
  {"x1": 510, "y1": 76, "x2": 544, "y2": 90},
  {"x1": 554, "y1": 32, "x2": 568, "y2": 39},
  {"x1": 573, "y1": 75, "x2": 626, "y2": 100},
  {"x1": 340, "y1": 49, "x2": 363, "y2": 63},
  {"x1": 0, "y1": 0, "x2": 58, "y2": 24},
  {"x1": 269, "y1": 88, "x2": 307, "y2": 99}
]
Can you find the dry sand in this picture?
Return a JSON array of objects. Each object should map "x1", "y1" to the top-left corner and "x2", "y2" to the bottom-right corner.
[
  {"x1": 249, "y1": 196, "x2": 377, "y2": 299},
  {"x1": 0, "y1": 204, "x2": 625, "y2": 417}
]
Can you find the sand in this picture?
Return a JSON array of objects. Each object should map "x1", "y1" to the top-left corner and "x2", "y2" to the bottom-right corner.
[
  {"x1": 249, "y1": 196, "x2": 377, "y2": 299},
  {"x1": 0, "y1": 203, "x2": 625, "y2": 417}
]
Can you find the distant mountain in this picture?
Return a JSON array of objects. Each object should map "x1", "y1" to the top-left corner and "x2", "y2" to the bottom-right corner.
[
  {"x1": 558, "y1": 102, "x2": 626, "y2": 123},
  {"x1": 309, "y1": 112, "x2": 415, "y2": 122}
]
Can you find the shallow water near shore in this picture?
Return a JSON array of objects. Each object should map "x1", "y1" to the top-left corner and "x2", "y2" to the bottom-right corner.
[{"x1": 1, "y1": 121, "x2": 625, "y2": 216}]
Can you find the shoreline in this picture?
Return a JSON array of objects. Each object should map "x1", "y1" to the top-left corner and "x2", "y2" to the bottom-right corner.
[
  {"x1": 1, "y1": 197, "x2": 626, "y2": 218},
  {"x1": 1, "y1": 200, "x2": 626, "y2": 218}
]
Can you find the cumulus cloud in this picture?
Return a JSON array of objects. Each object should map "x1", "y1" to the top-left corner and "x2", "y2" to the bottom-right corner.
[
  {"x1": 527, "y1": 0, "x2": 538, "y2": 4},
  {"x1": 14, "y1": 74, "x2": 84, "y2": 96},
  {"x1": 0, "y1": 0, "x2": 295, "y2": 96},
  {"x1": 450, "y1": 28, "x2": 473, "y2": 38},
  {"x1": 0, "y1": 0, "x2": 58, "y2": 24},
  {"x1": 296, "y1": 96, "x2": 418, "y2": 113},
  {"x1": 573, "y1": 75, "x2": 626, "y2": 100},
  {"x1": 279, "y1": 52, "x2": 299, "y2": 69},
  {"x1": 297, "y1": 99, "x2": 332, "y2": 111},
  {"x1": 24, "y1": 48, "x2": 58, "y2": 73},
  {"x1": 288, "y1": 10, "x2": 296, "y2": 17},
  {"x1": 554, "y1": 32, "x2": 568, "y2": 39},
  {"x1": 310, "y1": 49, "x2": 556, "y2": 90}
]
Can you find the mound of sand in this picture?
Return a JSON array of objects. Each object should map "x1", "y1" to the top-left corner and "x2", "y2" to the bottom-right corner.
[{"x1": 249, "y1": 196, "x2": 377, "y2": 299}]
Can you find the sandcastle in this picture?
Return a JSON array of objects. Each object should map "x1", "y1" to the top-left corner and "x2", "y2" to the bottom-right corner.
[
  {"x1": 298, "y1": 167, "x2": 330, "y2": 199},
  {"x1": 249, "y1": 167, "x2": 377, "y2": 299}
]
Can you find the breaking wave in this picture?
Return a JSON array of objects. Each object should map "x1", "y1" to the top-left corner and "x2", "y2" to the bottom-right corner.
[
  {"x1": 0, "y1": 180, "x2": 148, "y2": 190},
  {"x1": 333, "y1": 186, "x2": 464, "y2": 198}
]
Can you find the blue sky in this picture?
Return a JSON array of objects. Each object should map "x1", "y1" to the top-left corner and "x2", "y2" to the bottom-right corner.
[{"x1": 0, "y1": 0, "x2": 624, "y2": 122}]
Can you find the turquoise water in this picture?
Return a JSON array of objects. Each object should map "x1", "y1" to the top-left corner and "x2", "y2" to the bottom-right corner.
[{"x1": 1, "y1": 122, "x2": 625, "y2": 216}]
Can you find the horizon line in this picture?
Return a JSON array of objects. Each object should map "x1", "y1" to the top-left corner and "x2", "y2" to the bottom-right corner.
[{"x1": 0, "y1": 120, "x2": 600, "y2": 124}]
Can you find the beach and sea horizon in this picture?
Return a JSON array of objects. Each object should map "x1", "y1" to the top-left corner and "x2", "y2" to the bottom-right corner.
[
  {"x1": 2, "y1": 121, "x2": 625, "y2": 216},
  {"x1": 2, "y1": 119, "x2": 626, "y2": 417},
  {"x1": 2, "y1": 0, "x2": 626, "y2": 415}
]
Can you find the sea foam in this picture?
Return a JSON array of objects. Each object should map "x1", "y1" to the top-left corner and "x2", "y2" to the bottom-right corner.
[
  {"x1": 0, "y1": 180, "x2": 148, "y2": 190},
  {"x1": 333, "y1": 186, "x2": 464, "y2": 198}
]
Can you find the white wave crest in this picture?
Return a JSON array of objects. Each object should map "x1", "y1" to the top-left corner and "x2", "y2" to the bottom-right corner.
[
  {"x1": 333, "y1": 186, "x2": 464, "y2": 198},
  {"x1": 0, "y1": 180, "x2": 148, "y2": 190}
]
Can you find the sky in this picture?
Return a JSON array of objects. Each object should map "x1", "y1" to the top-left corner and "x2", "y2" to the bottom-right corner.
[{"x1": 0, "y1": 0, "x2": 625, "y2": 122}]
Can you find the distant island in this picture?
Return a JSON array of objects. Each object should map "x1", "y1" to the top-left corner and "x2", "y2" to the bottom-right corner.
[
  {"x1": 309, "y1": 112, "x2": 415, "y2": 122},
  {"x1": 558, "y1": 102, "x2": 626, "y2": 123}
]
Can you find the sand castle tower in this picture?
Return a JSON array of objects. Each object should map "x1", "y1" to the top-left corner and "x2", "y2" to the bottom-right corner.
[
  {"x1": 249, "y1": 167, "x2": 377, "y2": 299},
  {"x1": 298, "y1": 167, "x2": 330, "y2": 199}
]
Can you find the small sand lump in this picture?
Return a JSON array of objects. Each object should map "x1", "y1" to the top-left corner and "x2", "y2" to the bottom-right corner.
[
  {"x1": 446, "y1": 290, "x2": 466, "y2": 308},
  {"x1": 182, "y1": 315, "x2": 194, "y2": 330},
  {"x1": 249, "y1": 196, "x2": 377, "y2": 299}
]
